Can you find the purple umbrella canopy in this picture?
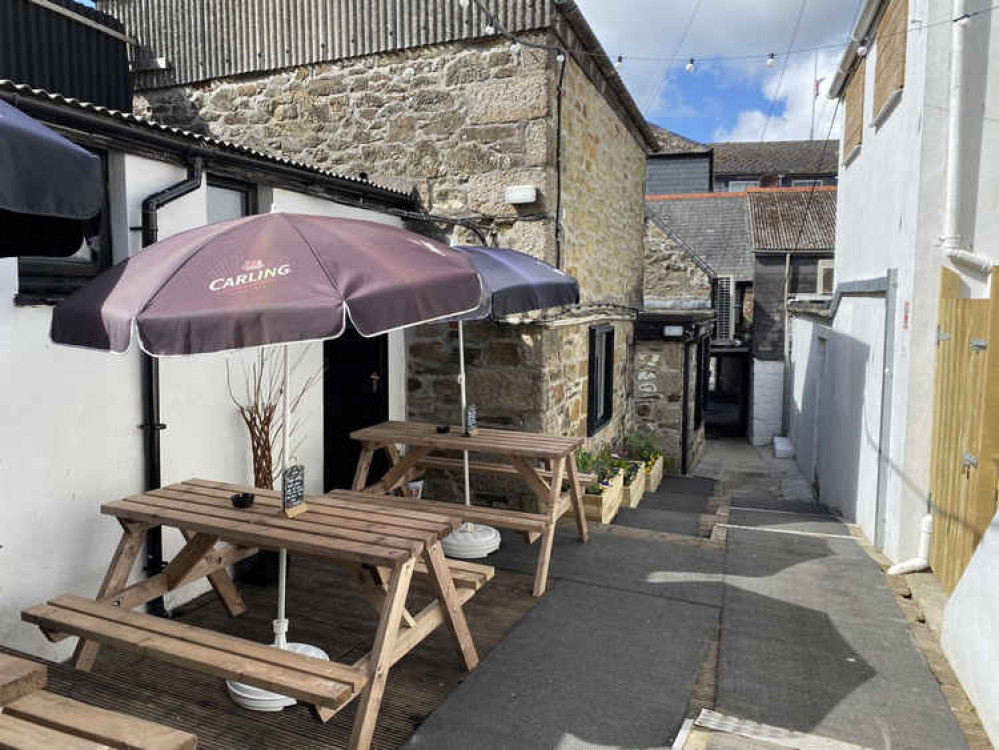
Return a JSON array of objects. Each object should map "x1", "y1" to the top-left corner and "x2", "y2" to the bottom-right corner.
[{"x1": 51, "y1": 213, "x2": 483, "y2": 355}]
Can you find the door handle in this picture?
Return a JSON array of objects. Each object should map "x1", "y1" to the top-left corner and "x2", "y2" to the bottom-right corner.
[{"x1": 369, "y1": 371, "x2": 381, "y2": 393}]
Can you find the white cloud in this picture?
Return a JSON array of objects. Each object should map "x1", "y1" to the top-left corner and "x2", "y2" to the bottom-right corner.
[
  {"x1": 712, "y1": 49, "x2": 844, "y2": 142},
  {"x1": 574, "y1": 0, "x2": 858, "y2": 141}
]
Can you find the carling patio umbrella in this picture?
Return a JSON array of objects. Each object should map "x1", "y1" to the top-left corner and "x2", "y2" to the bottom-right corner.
[
  {"x1": 50, "y1": 211, "x2": 482, "y2": 707},
  {"x1": 441, "y1": 245, "x2": 579, "y2": 559},
  {"x1": 0, "y1": 98, "x2": 103, "y2": 257}
]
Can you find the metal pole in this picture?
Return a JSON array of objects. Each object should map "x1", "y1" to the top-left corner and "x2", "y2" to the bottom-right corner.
[
  {"x1": 458, "y1": 321, "x2": 472, "y2": 510},
  {"x1": 274, "y1": 344, "x2": 290, "y2": 649}
]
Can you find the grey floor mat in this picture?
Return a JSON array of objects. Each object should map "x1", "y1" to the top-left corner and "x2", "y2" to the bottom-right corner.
[{"x1": 404, "y1": 580, "x2": 719, "y2": 750}]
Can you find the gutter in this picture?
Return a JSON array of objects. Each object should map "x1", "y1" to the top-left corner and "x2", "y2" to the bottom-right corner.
[
  {"x1": 138, "y1": 157, "x2": 204, "y2": 617},
  {"x1": 0, "y1": 86, "x2": 415, "y2": 212},
  {"x1": 829, "y1": 0, "x2": 884, "y2": 99}
]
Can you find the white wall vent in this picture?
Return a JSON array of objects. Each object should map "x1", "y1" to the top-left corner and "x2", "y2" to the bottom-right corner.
[{"x1": 817, "y1": 259, "x2": 835, "y2": 295}]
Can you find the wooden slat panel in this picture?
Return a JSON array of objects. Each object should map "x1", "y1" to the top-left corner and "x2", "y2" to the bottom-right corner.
[
  {"x1": 101, "y1": 499, "x2": 410, "y2": 567},
  {"x1": 21, "y1": 604, "x2": 355, "y2": 710},
  {"x1": 0, "y1": 655, "x2": 46, "y2": 706},
  {"x1": 50, "y1": 596, "x2": 366, "y2": 690},
  {"x1": 341, "y1": 494, "x2": 549, "y2": 533},
  {"x1": 929, "y1": 268, "x2": 999, "y2": 592},
  {"x1": 0, "y1": 714, "x2": 109, "y2": 750},
  {"x1": 416, "y1": 455, "x2": 597, "y2": 485},
  {"x1": 873, "y1": 0, "x2": 907, "y2": 116},
  {"x1": 4, "y1": 691, "x2": 197, "y2": 750},
  {"x1": 843, "y1": 58, "x2": 866, "y2": 156},
  {"x1": 350, "y1": 421, "x2": 584, "y2": 459}
]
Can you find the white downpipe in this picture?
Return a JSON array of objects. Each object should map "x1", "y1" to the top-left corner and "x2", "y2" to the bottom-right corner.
[
  {"x1": 942, "y1": 0, "x2": 969, "y2": 255},
  {"x1": 273, "y1": 344, "x2": 290, "y2": 650},
  {"x1": 887, "y1": 513, "x2": 934, "y2": 575}
]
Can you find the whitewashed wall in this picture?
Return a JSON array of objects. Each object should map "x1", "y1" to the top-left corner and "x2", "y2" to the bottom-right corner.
[
  {"x1": 0, "y1": 152, "x2": 401, "y2": 657},
  {"x1": 749, "y1": 360, "x2": 783, "y2": 446}
]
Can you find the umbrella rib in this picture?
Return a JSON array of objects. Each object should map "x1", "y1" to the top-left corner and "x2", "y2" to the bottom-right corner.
[{"x1": 279, "y1": 213, "x2": 346, "y2": 303}]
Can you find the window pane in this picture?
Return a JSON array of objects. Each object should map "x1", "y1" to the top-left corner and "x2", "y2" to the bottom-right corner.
[
  {"x1": 728, "y1": 180, "x2": 759, "y2": 192},
  {"x1": 207, "y1": 185, "x2": 249, "y2": 224}
]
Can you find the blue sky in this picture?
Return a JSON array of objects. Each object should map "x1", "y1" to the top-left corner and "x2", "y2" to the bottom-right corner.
[{"x1": 575, "y1": 0, "x2": 862, "y2": 144}]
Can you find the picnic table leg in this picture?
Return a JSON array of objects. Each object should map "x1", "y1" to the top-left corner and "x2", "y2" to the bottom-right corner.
[
  {"x1": 423, "y1": 541, "x2": 479, "y2": 670},
  {"x1": 532, "y1": 457, "x2": 565, "y2": 597},
  {"x1": 351, "y1": 443, "x2": 377, "y2": 491},
  {"x1": 366, "y1": 447, "x2": 428, "y2": 494},
  {"x1": 179, "y1": 531, "x2": 246, "y2": 617},
  {"x1": 73, "y1": 521, "x2": 149, "y2": 671},
  {"x1": 566, "y1": 452, "x2": 590, "y2": 543},
  {"x1": 349, "y1": 558, "x2": 415, "y2": 750}
]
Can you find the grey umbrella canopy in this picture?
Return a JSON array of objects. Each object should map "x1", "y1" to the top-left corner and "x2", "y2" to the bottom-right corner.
[
  {"x1": 51, "y1": 213, "x2": 482, "y2": 354},
  {"x1": 455, "y1": 245, "x2": 580, "y2": 320},
  {"x1": 0, "y1": 98, "x2": 103, "y2": 258}
]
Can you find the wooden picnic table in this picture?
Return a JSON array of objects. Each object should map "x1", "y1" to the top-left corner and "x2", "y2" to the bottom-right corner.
[
  {"x1": 0, "y1": 652, "x2": 197, "y2": 749},
  {"x1": 349, "y1": 421, "x2": 590, "y2": 597},
  {"x1": 22, "y1": 479, "x2": 493, "y2": 750}
]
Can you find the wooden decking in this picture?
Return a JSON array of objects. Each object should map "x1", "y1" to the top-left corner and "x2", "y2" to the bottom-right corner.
[{"x1": 11, "y1": 556, "x2": 536, "y2": 750}]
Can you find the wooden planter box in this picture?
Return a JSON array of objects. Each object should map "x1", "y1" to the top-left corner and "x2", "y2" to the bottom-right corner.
[
  {"x1": 622, "y1": 463, "x2": 647, "y2": 509},
  {"x1": 569, "y1": 471, "x2": 625, "y2": 525},
  {"x1": 646, "y1": 455, "x2": 665, "y2": 493}
]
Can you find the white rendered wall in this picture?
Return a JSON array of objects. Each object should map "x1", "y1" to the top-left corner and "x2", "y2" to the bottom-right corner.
[
  {"x1": 749, "y1": 359, "x2": 783, "y2": 446},
  {"x1": 0, "y1": 156, "x2": 402, "y2": 656}
]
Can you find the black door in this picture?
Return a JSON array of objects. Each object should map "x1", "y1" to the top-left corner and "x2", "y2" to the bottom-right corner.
[{"x1": 324, "y1": 328, "x2": 390, "y2": 491}]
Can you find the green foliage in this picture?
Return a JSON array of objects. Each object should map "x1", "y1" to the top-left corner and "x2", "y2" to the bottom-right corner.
[
  {"x1": 623, "y1": 432, "x2": 663, "y2": 464},
  {"x1": 575, "y1": 447, "x2": 624, "y2": 494}
]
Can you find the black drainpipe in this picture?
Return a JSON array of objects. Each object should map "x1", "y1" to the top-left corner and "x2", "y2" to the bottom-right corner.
[
  {"x1": 139, "y1": 157, "x2": 204, "y2": 617},
  {"x1": 680, "y1": 336, "x2": 691, "y2": 475}
]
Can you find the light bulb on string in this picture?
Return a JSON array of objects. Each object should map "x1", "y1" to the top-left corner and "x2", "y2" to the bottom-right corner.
[
  {"x1": 458, "y1": 0, "x2": 469, "y2": 7},
  {"x1": 484, "y1": 22, "x2": 495, "y2": 35},
  {"x1": 615, "y1": 55, "x2": 623, "y2": 70},
  {"x1": 767, "y1": 53, "x2": 775, "y2": 68},
  {"x1": 685, "y1": 58, "x2": 695, "y2": 73},
  {"x1": 556, "y1": 52, "x2": 566, "y2": 64}
]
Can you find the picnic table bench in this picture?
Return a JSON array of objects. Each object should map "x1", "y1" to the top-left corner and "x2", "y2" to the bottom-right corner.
[
  {"x1": 22, "y1": 479, "x2": 492, "y2": 750},
  {"x1": 349, "y1": 421, "x2": 592, "y2": 596},
  {"x1": 0, "y1": 653, "x2": 197, "y2": 749}
]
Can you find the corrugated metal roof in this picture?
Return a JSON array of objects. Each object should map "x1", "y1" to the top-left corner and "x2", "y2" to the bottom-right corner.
[
  {"x1": 0, "y1": 0, "x2": 132, "y2": 111},
  {"x1": 0, "y1": 78, "x2": 413, "y2": 200},
  {"x1": 645, "y1": 193, "x2": 753, "y2": 282},
  {"x1": 748, "y1": 187, "x2": 837, "y2": 252},
  {"x1": 97, "y1": 0, "x2": 554, "y2": 90}
]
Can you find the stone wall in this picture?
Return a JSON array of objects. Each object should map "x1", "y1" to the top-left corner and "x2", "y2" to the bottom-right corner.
[
  {"x1": 634, "y1": 340, "x2": 684, "y2": 467},
  {"x1": 643, "y1": 218, "x2": 712, "y2": 305},
  {"x1": 134, "y1": 35, "x2": 558, "y2": 258}
]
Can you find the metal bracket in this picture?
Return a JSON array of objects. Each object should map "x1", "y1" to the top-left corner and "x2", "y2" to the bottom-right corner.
[
  {"x1": 971, "y1": 338, "x2": 987, "y2": 351},
  {"x1": 937, "y1": 327, "x2": 951, "y2": 343},
  {"x1": 962, "y1": 452, "x2": 979, "y2": 470},
  {"x1": 138, "y1": 422, "x2": 167, "y2": 431}
]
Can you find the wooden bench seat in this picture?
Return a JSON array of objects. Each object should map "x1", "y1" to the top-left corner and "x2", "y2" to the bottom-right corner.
[
  {"x1": 3, "y1": 691, "x2": 197, "y2": 750},
  {"x1": 413, "y1": 557, "x2": 494, "y2": 592},
  {"x1": 416, "y1": 455, "x2": 597, "y2": 487},
  {"x1": 343, "y1": 492, "x2": 550, "y2": 535},
  {"x1": 22, "y1": 596, "x2": 365, "y2": 714}
]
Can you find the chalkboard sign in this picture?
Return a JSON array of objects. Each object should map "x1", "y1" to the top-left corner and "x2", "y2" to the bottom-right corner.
[{"x1": 282, "y1": 464, "x2": 306, "y2": 517}]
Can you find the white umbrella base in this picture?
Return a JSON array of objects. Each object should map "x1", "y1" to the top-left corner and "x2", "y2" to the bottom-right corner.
[
  {"x1": 226, "y1": 642, "x2": 329, "y2": 711},
  {"x1": 442, "y1": 523, "x2": 501, "y2": 559}
]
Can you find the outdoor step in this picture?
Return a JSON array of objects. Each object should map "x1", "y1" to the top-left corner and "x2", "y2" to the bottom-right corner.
[{"x1": 22, "y1": 596, "x2": 362, "y2": 711}]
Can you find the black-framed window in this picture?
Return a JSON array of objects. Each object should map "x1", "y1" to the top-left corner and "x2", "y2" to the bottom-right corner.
[
  {"x1": 17, "y1": 147, "x2": 112, "y2": 302},
  {"x1": 207, "y1": 176, "x2": 257, "y2": 224},
  {"x1": 587, "y1": 325, "x2": 615, "y2": 436}
]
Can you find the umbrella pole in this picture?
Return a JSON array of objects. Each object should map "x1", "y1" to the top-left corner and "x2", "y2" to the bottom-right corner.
[
  {"x1": 458, "y1": 321, "x2": 472, "y2": 512},
  {"x1": 274, "y1": 344, "x2": 290, "y2": 650}
]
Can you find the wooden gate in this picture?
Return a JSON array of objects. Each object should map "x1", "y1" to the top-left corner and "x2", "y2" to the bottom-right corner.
[{"x1": 929, "y1": 268, "x2": 999, "y2": 593}]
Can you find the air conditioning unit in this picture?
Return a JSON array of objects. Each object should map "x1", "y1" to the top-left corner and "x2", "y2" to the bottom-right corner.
[
  {"x1": 714, "y1": 275, "x2": 736, "y2": 340},
  {"x1": 817, "y1": 259, "x2": 835, "y2": 295}
]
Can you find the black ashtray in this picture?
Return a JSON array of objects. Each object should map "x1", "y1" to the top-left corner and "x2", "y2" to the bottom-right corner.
[{"x1": 231, "y1": 492, "x2": 255, "y2": 509}]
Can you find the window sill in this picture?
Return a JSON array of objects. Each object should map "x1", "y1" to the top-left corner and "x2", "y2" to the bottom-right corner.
[
  {"x1": 872, "y1": 87, "x2": 903, "y2": 130},
  {"x1": 843, "y1": 144, "x2": 863, "y2": 168},
  {"x1": 14, "y1": 293, "x2": 62, "y2": 307}
]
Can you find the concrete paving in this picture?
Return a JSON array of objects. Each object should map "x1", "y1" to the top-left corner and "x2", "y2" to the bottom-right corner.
[{"x1": 405, "y1": 440, "x2": 968, "y2": 750}]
